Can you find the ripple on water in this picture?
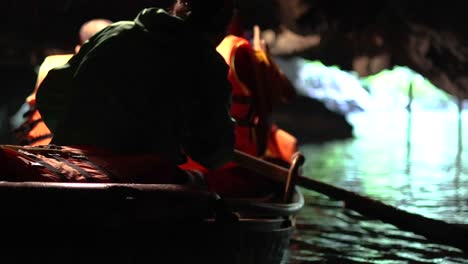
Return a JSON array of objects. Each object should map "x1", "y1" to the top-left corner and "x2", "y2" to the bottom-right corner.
[{"x1": 285, "y1": 110, "x2": 468, "y2": 263}]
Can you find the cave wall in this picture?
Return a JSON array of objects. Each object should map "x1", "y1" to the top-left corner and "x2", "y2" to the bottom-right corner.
[{"x1": 254, "y1": 0, "x2": 468, "y2": 98}]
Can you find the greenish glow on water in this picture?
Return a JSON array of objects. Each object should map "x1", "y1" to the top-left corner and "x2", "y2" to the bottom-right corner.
[{"x1": 285, "y1": 64, "x2": 468, "y2": 263}]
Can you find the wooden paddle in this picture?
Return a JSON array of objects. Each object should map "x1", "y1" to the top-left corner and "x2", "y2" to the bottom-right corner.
[{"x1": 234, "y1": 149, "x2": 468, "y2": 252}]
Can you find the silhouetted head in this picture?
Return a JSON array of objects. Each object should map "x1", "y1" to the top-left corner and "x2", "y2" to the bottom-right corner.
[
  {"x1": 171, "y1": 0, "x2": 236, "y2": 45},
  {"x1": 76, "y1": 18, "x2": 112, "y2": 52}
]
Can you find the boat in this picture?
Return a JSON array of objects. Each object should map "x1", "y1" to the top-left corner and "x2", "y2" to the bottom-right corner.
[{"x1": 0, "y1": 145, "x2": 304, "y2": 264}]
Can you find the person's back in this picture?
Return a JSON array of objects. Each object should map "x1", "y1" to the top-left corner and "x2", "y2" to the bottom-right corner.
[
  {"x1": 37, "y1": 1, "x2": 236, "y2": 181},
  {"x1": 34, "y1": 18, "x2": 113, "y2": 92},
  {"x1": 11, "y1": 19, "x2": 112, "y2": 146}
]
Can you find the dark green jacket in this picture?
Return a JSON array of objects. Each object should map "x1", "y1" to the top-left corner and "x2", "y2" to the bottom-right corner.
[{"x1": 37, "y1": 8, "x2": 235, "y2": 169}]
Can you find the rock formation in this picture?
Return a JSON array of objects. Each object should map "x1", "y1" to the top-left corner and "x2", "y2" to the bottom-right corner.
[{"x1": 237, "y1": 0, "x2": 468, "y2": 98}]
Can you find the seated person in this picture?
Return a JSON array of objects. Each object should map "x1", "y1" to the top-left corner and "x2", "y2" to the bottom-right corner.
[
  {"x1": 11, "y1": 19, "x2": 112, "y2": 146},
  {"x1": 24, "y1": 0, "x2": 237, "y2": 185},
  {"x1": 181, "y1": 12, "x2": 298, "y2": 197}
]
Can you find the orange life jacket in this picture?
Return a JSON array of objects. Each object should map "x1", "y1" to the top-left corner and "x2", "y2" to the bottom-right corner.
[
  {"x1": 13, "y1": 98, "x2": 53, "y2": 146},
  {"x1": 217, "y1": 35, "x2": 260, "y2": 156},
  {"x1": 179, "y1": 36, "x2": 299, "y2": 197},
  {"x1": 216, "y1": 35, "x2": 298, "y2": 162},
  {"x1": 13, "y1": 54, "x2": 74, "y2": 146}
]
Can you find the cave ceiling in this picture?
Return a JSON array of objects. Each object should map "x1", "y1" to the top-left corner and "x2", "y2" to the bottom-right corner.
[
  {"x1": 237, "y1": 0, "x2": 468, "y2": 98},
  {"x1": 1, "y1": 0, "x2": 467, "y2": 98}
]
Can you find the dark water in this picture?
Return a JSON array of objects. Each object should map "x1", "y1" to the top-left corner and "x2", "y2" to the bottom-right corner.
[{"x1": 285, "y1": 110, "x2": 468, "y2": 263}]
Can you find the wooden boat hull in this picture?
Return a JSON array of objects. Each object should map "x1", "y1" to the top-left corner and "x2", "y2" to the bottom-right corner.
[{"x1": 0, "y1": 182, "x2": 303, "y2": 264}]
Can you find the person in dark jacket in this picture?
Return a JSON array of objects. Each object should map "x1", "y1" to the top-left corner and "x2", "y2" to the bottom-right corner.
[
  {"x1": 11, "y1": 18, "x2": 112, "y2": 146},
  {"x1": 36, "y1": 0, "x2": 236, "y2": 183}
]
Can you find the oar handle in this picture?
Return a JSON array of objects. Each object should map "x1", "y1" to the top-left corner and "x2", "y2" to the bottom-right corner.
[
  {"x1": 233, "y1": 150, "x2": 289, "y2": 183},
  {"x1": 233, "y1": 149, "x2": 468, "y2": 252},
  {"x1": 233, "y1": 150, "x2": 305, "y2": 202},
  {"x1": 284, "y1": 152, "x2": 305, "y2": 202}
]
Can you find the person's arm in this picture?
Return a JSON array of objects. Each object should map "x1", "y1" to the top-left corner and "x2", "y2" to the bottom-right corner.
[{"x1": 252, "y1": 25, "x2": 296, "y2": 104}]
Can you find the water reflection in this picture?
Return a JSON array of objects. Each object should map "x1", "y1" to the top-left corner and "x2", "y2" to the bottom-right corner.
[{"x1": 285, "y1": 109, "x2": 468, "y2": 263}]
